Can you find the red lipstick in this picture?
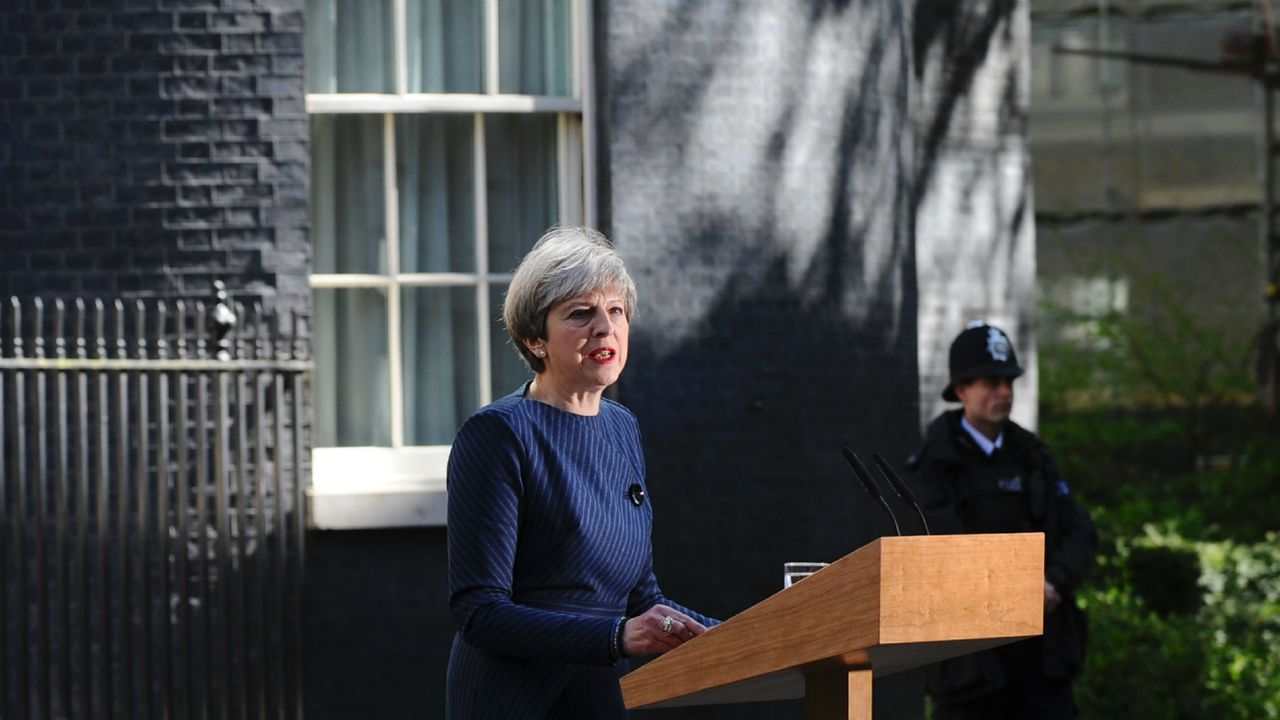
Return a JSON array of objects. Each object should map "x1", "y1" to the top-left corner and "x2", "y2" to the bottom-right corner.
[{"x1": 587, "y1": 347, "x2": 616, "y2": 363}]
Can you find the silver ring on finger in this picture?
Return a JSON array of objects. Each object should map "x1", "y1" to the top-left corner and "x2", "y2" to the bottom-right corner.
[{"x1": 660, "y1": 616, "x2": 675, "y2": 635}]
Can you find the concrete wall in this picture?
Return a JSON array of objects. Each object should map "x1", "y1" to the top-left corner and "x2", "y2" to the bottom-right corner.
[{"x1": 914, "y1": 0, "x2": 1039, "y2": 429}]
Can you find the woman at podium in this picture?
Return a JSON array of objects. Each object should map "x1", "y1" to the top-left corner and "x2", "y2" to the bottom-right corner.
[{"x1": 445, "y1": 227, "x2": 718, "y2": 719}]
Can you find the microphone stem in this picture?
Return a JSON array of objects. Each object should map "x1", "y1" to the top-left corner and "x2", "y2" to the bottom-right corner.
[
  {"x1": 877, "y1": 496, "x2": 902, "y2": 536},
  {"x1": 912, "y1": 505, "x2": 930, "y2": 535}
]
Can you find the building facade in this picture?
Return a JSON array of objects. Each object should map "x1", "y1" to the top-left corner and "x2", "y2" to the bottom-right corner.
[
  {"x1": 1029, "y1": 0, "x2": 1268, "y2": 356},
  {"x1": 1, "y1": 1, "x2": 1036, "y2": 718}
]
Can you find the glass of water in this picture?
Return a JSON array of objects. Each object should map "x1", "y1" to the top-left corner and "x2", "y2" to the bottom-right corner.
[{"x1": 783, "y1": 562, "x2": 829, "y2": 588}]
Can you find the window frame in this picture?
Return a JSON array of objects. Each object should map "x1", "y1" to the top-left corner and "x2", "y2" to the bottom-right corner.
[{"x1": 307, "y1": 0, "x2": 595, "y2": 528}]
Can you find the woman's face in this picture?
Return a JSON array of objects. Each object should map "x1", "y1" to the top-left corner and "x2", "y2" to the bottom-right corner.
[{"x1": 529, "y1": 288, "x2": 629, "y2": 396}]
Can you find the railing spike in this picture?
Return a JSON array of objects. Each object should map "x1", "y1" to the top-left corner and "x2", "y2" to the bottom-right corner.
[
  {"x1": 33, "y1": 297, "x2": 45, "y2": 359},
  {"x1": 156, "y1": 301, "x2": 169, "y2": 360},
  {"x1": 74, "y1": 298, "x2": 87, "y2": 360},
  {"x1": 175, "y1": 299, "x2": 189, "y2": 360},
  {"x1": 11, "y1": 296, "x2": 23, "y2": 359},
  {"x1": 94, "y1": 299, "x2": 106, "y2": 360},
  {"x1": 135, "y1": 299, "x2": 147, "y2": 360},
  {"x1": 54, "y1": 298, "x2": 67, "y2": 359},
  {"x1": 194, "y1": 300, "x2": 208, "y2": 360},
  {"x1": 114, "y1": 299, "x2": 126, "y2": 360},
  {"x1": 211, "y1": 281, "x2": 236, "y2": 362}
]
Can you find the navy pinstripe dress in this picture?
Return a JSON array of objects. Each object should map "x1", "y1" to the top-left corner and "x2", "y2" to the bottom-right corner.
[{"x1": 446, "y1": 384, "x2": 714, "y2": 718}]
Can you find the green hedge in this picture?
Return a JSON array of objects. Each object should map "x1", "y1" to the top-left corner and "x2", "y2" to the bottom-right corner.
[
  {"x1": 1037, "y1": 262, "x2": 1280, "y2": 718},
  {"x1": 1075, "y1": 530, "x2": 1280, "y2": 720}
]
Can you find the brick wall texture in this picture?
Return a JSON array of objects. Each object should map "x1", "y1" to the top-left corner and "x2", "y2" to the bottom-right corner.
[
  {"x1": 600, "y1": 2, "x2": 1033, "y2": 717},
  {"x1": 0, "y1": 0, "x2": 309, "y2": 312},
  {"x1": 602, "y1": 3, "x2": 916, "y2": 718}
]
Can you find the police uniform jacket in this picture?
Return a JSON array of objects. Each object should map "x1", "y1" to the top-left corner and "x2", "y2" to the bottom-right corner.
[{"x1": 909, "y1": 409, "x2": 1097, "y2": 702}]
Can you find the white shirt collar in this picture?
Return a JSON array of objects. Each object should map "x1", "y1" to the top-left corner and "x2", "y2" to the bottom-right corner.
[{"x1": 961, "y1": 415, "x2": 1003, "y2": 457}]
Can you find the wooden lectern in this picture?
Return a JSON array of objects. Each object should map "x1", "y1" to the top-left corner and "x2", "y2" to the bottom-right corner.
[{"x1": 621, "y1": 533, "x2": 1045, "y2": 719}]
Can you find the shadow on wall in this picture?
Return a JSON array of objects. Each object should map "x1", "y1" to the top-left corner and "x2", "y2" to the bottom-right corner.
[
  {"x1": 602, "y1": 1, "x2": 916, "y2": 345},
  {"x1": 913, "y1": 0, "x2": 1024, "y2": 211},
  {"x1": 914, "y1": 0, "x2": 1029, "y2": 270},
  {"x1": 597, "y1": 1, "x2": 1026, "y2": 718},
  {"x1": 913, "y1": 0, "x2": 1035, "y2": 427},
  {"x1": 603, "y1": 8, "x2": 917, "y2": 719}
]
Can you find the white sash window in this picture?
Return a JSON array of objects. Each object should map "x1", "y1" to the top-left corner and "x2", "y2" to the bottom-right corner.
[{"x1": 306, "y1": 0, "x2": 593, "y2": 527}]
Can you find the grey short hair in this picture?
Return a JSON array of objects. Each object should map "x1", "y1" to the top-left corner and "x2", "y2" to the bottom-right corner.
[{"x1": 502, "y1": 226, "x2": 637, "y2": 373}]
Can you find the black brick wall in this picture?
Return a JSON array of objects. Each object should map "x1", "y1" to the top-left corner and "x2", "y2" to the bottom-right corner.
[
  {"x1": 305, "y1": 528, "x2": 455, "y2": 720},
  {"x1": 0, "y1": 0, "x2": 309, "y2": 310},
  {"x1": 599, "y1": 2, "x2": 923, "y2": 717}
]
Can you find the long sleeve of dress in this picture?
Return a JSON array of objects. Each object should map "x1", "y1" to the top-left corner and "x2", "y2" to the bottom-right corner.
[{"x1": 447, "y1": 412, "x2": 618, "y2": 666}]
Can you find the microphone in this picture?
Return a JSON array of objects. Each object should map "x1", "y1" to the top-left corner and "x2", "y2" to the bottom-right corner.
[
  {"x1": 872, "y1": 453, "x2": 931, "y2": 535},
  {"x1": 840, "y1": 448, "x2": 901, "y2": 536}
]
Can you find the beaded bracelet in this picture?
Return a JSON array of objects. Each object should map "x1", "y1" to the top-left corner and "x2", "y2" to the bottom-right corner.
[{"x1": 610, "y1": 617, "x2": 628, "y2": 661}]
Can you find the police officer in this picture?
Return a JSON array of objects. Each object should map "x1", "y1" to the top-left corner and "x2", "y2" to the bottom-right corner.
[{"x1": 909, "y1": 323, "x2": 1097, "y2": 720}]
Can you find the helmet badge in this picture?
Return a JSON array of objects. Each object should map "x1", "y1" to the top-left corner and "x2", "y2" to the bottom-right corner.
[{"x1": 986, "y1": 327, "x2": 1010, "y2": 362}]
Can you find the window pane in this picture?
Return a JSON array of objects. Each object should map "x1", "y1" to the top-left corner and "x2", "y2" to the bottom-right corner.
[
  {"x1": 406, "y1": 0, "x2": 484, "y2": 93},
  {"x1": 489, "y1": 283, "x2": 531, "y2": 398},
  {"x1": 311, "y1": 114, "x2": 387, "y2": 274},
  {"x1": 402, "y1": 286, "x2": 479, "y2": 445},
  {"x1": 485, "y1": 114, "x2": 558, "y2": 273},
  {"x1": 498, "y1": 0, "x2": 571, "y2": 95},
  {"x1": 306, "y1": 0, "x2": 395, "y2": 93},
  {"x1": 314, "y1": 288, "x2": 391, "y2": 447},
  {"x1": 396, "y1": 115, "x2": 476, "y2": 273}
]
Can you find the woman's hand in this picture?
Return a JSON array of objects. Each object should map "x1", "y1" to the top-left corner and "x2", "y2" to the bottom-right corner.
[{"x1": 622, "y1": 604, "x2": 708, "y2": 657}]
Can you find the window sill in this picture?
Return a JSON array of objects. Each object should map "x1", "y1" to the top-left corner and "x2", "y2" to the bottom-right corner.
[
  {"x1": 309, "y1": 446, "x2": 450, "y2": 529},
  {"x1": 306, "y1": 92, "x2": 582, "y2": 114}
]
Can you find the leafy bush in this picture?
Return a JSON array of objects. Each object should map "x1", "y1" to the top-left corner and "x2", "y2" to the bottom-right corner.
[
  {"x1": 1075, "y1": 577, "x2": 1207, "y2": 719},
  {"x1": 1199, "y1": 538, "x2": 1280, "y2": 719},
  {"x1": 1037, "y1": 244, "x2": 1280, "y2": 718},
  {"x1": 1076, "y1": 530, "x2": 1280, "y2": 720}
]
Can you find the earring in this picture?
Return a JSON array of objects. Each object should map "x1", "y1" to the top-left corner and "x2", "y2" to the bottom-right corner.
[{"x1": 537, "y1": 348, "x2": 547, "y2": 357}]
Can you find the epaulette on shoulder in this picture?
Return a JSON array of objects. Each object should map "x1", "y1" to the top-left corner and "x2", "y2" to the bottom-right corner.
[{"x1": 904, "y1": 452, "x2": 922, "y2": 471}]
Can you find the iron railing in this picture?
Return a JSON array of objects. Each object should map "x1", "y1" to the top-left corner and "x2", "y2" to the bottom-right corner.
[{"x1": 1, "y1": 288, "x2": 311, "y2": 720}]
